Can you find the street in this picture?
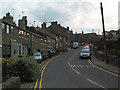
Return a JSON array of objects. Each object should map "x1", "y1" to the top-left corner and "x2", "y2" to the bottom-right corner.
[{"x1": 40, "y1": 46, "x2": 119, "y2": 89}]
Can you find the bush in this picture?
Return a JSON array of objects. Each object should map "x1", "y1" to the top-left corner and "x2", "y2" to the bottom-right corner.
[
  {"x1": 3, "y1": 56, "x2": 40, "y2": 82},
  {"x1": 93, "y1": 37, "x2": 104, "y2": 52},
  {"x1": 15, "y1": 56, "x2": 40, "y2": 82},
  {"x1": 106, "y1": 40, "x2": 118, "y2": 50}
]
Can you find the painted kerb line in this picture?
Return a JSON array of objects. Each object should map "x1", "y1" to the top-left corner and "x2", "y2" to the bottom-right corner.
[
  {"x1": 88, "y1": 59, "x2": 120, "y2": 77},
  {"x1": 33, "y1": 55, "x2": 60, "y2": 90},
  {"x1": 39, "y1": 55, "x2": 60, "y2": 90}
]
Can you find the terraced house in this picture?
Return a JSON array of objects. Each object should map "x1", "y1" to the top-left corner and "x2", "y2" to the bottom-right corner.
[
  {"x1": 47, "y1": 21, "x2": 74, "y2": 52},
  {"x1": 1, "y1": 12, "x2": 57, "y2": 59},
  {"x1": 1, "y1": 12, "x2": 75, "y2": 59}
]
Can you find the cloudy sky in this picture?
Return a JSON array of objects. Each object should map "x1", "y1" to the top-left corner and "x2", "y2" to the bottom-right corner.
[{"x1": 0, "y1": 0, "x2": 119, "y2": 34}]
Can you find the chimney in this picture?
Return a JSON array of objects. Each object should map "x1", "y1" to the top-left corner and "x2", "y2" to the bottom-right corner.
[
  {"x1": 67, "y1": 27, "x2": 69, "y2": 30},
  {"x1": 51, "y1": 21, "x2": 57, "y2": 25},
  {"x1": 18, "y1": 16, "x2": 27, "y2": 30},
  {"x1": 41, "y1": 22, "x2": 46, "y2": 29},
  {"x1": 82, "y1": 31, "x2": 84, "y2": 34},
  {"x1": 2, "y1": 12, "x2": 14, "y2": 25}
]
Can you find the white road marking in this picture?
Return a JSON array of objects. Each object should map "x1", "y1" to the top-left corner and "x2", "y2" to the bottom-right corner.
[
  {"x1": 86, "y1": 65, "x2": 89, "y2": 67},
  {"x1": 69, "y1": 64, "x2": 96, "y2": 68},
  {"x1": 69, "y1": 58, "x2": 72, "y2": 61},
  {"x1": 80, "y1": 65, "x2": 83, "y2": 67},
  {"x1": 67, "y1": 49, "x2": 81, "y2": 75},
  {"x1": 68, "y1": 61, "x2": 80, "y2": 75},
  {"x1": 73, "y1": 65, "x2": 76, "y2": 67},
  {"x1": 87, "y1": 78, "x2": 105, "y2": 89}
]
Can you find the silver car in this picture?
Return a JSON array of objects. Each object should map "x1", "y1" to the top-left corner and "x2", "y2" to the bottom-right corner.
[
  {"x1": 33, "y1": 52, "x2": 43, "y2": 63},
  {"x1": 80, "y1": 49, "x2": 91, "y2": 59}
]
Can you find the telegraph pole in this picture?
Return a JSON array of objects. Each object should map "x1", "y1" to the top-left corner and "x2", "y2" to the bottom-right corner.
[{"x1": 100, "y1": 2, "x2": 108, "y2": 63}]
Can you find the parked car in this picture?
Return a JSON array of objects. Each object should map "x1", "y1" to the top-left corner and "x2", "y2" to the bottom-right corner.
[
  {"x1": 83, "y1": 47, "x2": 89, "y2": 50},
  {"x1": 80, "y1": 49, "x2": 91, "y2": 59},
  {"x1": 33, "y1": 52, "x2": 43, "y2": 63},
  {"x1": 73, "y1": 42, "x2": 79, "y2": 49},
  {"x1": 81, "y1": 43, "x2": 85, "y2": 45},
  {"x1": 85, "y1": 45, "x2": 90, "y2": 49}
]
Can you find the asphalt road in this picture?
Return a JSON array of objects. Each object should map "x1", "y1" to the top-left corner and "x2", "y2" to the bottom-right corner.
[{"x1": 41, "y1": 47, "x2": 119, "y2": 89}]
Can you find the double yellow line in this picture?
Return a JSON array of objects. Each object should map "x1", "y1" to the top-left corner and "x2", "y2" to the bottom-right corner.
[
  {"x1": 88, "y1": 59, "x2": 120, "y2": 77},
  {"x1": 34, "y1": 55, "x2": 60, "y2": 90}
]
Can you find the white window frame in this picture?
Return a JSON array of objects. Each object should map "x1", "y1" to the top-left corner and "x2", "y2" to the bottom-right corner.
[{"x1": 6, "y1": 25, "x2": 10, "y2": 34}]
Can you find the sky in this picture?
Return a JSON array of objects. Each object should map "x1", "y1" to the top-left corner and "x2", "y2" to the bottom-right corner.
[{"x1": 0, "y1": 0, "x2": 119, "y2": 34}]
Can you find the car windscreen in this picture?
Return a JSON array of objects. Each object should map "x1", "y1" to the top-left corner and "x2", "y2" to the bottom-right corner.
[
  {"x1": 33, "y1": 53, "x2": 41, "y2": 56},
  {"x1": 81, "y1": 51, "x2": 89, "y2": 53}
]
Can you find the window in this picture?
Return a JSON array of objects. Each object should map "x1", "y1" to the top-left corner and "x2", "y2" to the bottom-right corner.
[
  {"x1": 24, "y1": 32, "x2": 26, "y2": 39},
  {"x1": 56, "y1": 44, "x2": 58, "y2": 48},
  {"x1": 19, "y1": 30, "x2": 22, "y2": 38},
  {"x1": 53, "y1": 39, "x2": 55, "y2": 44},
  {"x1": 60, "y1": 43, "x2": 62, "y2": 48},
  {"x1": 56, "y1": 37, "x2": 58, "y2": 41},
  {"x1": 24, "y1": 46, "x2": 27, "y2": 55},
  {"x1": 7, "y1": 45, "x2": 11, "y2": 55},
  {"x1": 2, "y1": 45, "x2": 6, "y2": 55},
  {"x1": 59, "y1": 35, "x2": 62, "y2": 39},
  {"x1": 21, "y1": 31, "x2": 24, "y2": 38},
  {"x1": 21, "y1": 45, "x2": 27, "y2": 55},
  {"x1": 24, "y1": 46, "x2": 26, "y2": 55},
  {"x1": 13, "y1": 49, "x2": 16, "y2": 55},
  {"x1": 32, "y1": 35, "x2": 33, "y2": 41},
  {"x1": 10, "y1": 26, "x2": 14, "y2": 35},
  {"x1": 22, "y1": 46, "x2": 24, "y2": 55},
  {"x1": 27, "y1": 33, "x2": 30, "y2": 40},
  {"x1": 6, "y1": 25, "x2": 10, "y2": 34},
  {"x1": 2, "y1": 23, "x2": 6, "y2": 33},
  {"x1": 19, "y1": 46, "x2": 21, "y2": 55},
  {"x1": 45, "y1": 39, "x2": 47, "y2": 42}
]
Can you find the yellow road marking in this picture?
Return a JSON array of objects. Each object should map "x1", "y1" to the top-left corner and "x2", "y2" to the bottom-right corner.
[
  {"x1": 34, "y1": 79, "x2": 38, "y2": 90},
  {"x1": 40, "y1": 63, "x2": 46, "y2": 72},
  {"x1": 88, "y1": 59, "x2": 120, "y2": 77},
  {"x1": 40, "y1": 56, "x2": 57, "y2": 72},
  {"x1": 34, "y1": 49, "x2": 72, "y2": 89},
  {"x1": 34, "y1": 55, "x2": 59, "y2": 90},
  {"x1": 39, "y1": 55, "x2": 60, "y2": 90}
]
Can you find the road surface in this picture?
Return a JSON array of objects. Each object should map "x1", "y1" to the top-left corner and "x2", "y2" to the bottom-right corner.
[{"x1": 40, "y1": 47, "x2": 119, "y2": 89}]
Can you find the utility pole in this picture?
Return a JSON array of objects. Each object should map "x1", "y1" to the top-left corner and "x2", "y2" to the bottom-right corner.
[{"x1": 100, "y1": 2, "x2": 108, "y2": 63}]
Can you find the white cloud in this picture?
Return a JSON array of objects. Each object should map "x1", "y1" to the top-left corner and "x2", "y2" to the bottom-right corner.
[{"x1": 0, "y1": 0, "x2": 119, "y2": 33}]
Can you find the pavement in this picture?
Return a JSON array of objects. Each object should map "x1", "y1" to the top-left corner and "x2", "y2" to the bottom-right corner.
[{"x1": 90, "y1": 50, "x2": 120, "y2": 75}]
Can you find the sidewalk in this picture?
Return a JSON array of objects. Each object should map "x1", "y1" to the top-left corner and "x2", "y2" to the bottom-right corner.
[{"x1": 91, "y1": 51, "x2": 120, "y2": 75}]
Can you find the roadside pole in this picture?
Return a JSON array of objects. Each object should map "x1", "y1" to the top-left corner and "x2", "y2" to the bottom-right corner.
[{"x1": 100, "y1": 2, "x2": 108, "y2": 63}]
